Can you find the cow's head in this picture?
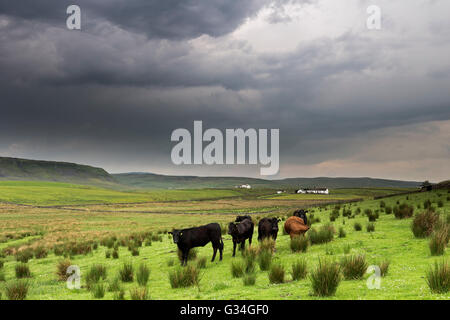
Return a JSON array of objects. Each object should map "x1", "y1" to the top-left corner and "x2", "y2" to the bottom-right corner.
[
  {"x1": 168, "y1": 230, "x2": 183, "y2": 243},
  {"x1": 228, "y1": 222, "x2": 238, "y2": 235},
  {"x1": 235, "y1": 215, "x2": 251, "y2": 223},
  {"x1": 270, "y1": 218, "x2": 280, "y2": 232},
  {"x1": 293, "y1": 209, "x2": 308, "y2": 225}
]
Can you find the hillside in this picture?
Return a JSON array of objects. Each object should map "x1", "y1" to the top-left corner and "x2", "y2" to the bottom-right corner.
[
  {"x1": 0, "y1": 156, "x2": 119, "y2": 188},
  {"x1": 113, "y1": 172, "x2": 421, "y2": 189}
]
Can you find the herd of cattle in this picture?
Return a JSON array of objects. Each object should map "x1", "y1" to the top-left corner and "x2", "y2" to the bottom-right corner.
[{"x1": 169, "y1": 209, "x2": 310, "y2": 265}]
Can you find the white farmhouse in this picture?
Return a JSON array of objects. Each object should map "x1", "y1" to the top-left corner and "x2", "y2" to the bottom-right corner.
[{"x1": 296, "y1": 188, "x2": 329, "y2": 195}]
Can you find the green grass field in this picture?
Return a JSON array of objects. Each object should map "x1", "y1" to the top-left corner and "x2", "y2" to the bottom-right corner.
[{"x1": 0, "y1": 182, "x2": 448, "y2": 300}]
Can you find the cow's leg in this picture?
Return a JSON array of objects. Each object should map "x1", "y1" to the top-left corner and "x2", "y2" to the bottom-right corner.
[
  {"x1": 183, "y1": 249, "x2": 190, "y2": 266},
  {"x1": 211, "y1": 243, "x2": 217, "y2": 262},
  {"x1": 232, "y1": 240, "x2": 237, "y2": 257},
  {"x1": 249, "y1": 235, "x2": 252, "y2": 247},
  {"x1": 240, "y1": 240, "x2": 245, "y2": 251},
  {"x1": 219, "y1": 238, "x2": 223, "y2": 261}
]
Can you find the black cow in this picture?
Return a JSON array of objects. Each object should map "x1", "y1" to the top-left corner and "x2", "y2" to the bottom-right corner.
[
  {"x1": 169, "y1": 223, "x2": 224, "y2": 266},
  {"x1": 235, "y1": 215, "x2": 252, "y2": 222},
  {"x1": 228, "y1": 218, "x2": 254, "y2": 257},
  {"x1": 293, "y1": 209, "x2": 308, "y2": 225},
  {"x1": 258, "y1": 217, "x2": 280, "y2": 241}
]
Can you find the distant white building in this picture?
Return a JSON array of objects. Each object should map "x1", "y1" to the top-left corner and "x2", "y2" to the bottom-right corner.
[
  {"x1": 236, "y1": 184, "x2": 252, "y2": 189},
  {"x1": 277, "y1": 190, "x2": 285, "y2": 194},
  {"x1": 296, "y1": 188, "x2": 329, "y2": 195}
]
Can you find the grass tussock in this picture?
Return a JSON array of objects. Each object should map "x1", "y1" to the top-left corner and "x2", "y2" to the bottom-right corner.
[
  {"x1": 340, "y1": 254, "x2": 368, "y2": 280},
  {"x1": 169, "y1": 264, "x2": 201, "y2": 288},
  {"x1": 5, "y1": 280, "x2": 30, "y2": 300},
  {"x1": 290, "y1": 235, "x2": 309, "y2": 253},
  {"x1": 426, "y1": 260, "x2": 449, "y2": 294},
  {"x1": 56, "y1": 259, "x2": 72, "y2": 281},
  {"x1": 310, "y1": 259, "x2": 341, "y2": 297},
  {"x1": 411, "y1": 210, "x2": 440, "y2": 238},
  {"x1": 257, "y1": 250, "x2": 272, "y2": 271},
  {"x1": 136, "y1": 263, "x2": 150, "y2": 286},
  {"x1": 119, "y1": 262, "x2": 134, "y2": 282},
  {"x1": 429, "y1": 226, "x2": 449, "y2": 256},
  {"x1": 309, "y1": 224, "x2": 335, "y2": 245},
  {"x1": 130, "y1": 287, "x2": 149, "y2": 300},
  {"x1": 268, "y1": 263, "x2": 285, "y2": 284},
  {"x1": 291, "y1": 259, "x2": 308, "y2": 281},
  {"x1": 15, "y1": 263, "x2": 31, "y2": 279}
]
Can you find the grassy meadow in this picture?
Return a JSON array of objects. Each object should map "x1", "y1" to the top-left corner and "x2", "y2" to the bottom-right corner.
[{"x1": 0, "y1": 181, "x2": 448, "y2": 300}]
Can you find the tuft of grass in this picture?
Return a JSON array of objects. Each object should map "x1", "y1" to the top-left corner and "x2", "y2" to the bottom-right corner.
[
  {"x1": 130, "y1": 287, "x2": 149, "y2": 300},
  {"x1": 393, "y1": 203, "x2": 414, "y2": 219},
  {"x1": 86, "y1": 264, "x2": 107, "y2": 288},
  {"x1": 196, "y1": 256, "x2": 207, "y2": 269},
  {"x1": 112, "y1": 249, "x2": 119, "y2": 259},
  {"x1": 119, "y1": 262, "x2": 134, "y2": 282},
  {"x1": 15, "y1": 249, "x2": 33, "y2": 263},
  {"x1": 429, "y1": 227, "x2": 449, "y2": 256},
  {"x1": 268, "y1": 263, "x2": 285, "y2": 284},
  {"x1": 366, "y1": 223, "x2": 375, "y2": 232},
  {"x1": 136, "y1": 263, "x2": 150, "y2": 287},
  {"x1": 5, "y1": 280, "x2": 30, "y2": 300},
  {"x1": 310, "y1": 259, "x2": 341, "y2": 297},
  {"x1": 290, "y1": 235, "x2": 309, "y2": 253},
  {"x1": 378, "y1": 260, "x2": 390, "y2": 277},
  {"x1": 113, "y1": 289, "x2": 126, "y2": 300},
  {"x1": 411, "y1": 210, "x2": 440, "y2": 238},
  {"x1": 15, "y1": 263, "x2": 31, "y2": 279},
  {"x1": 309, "y1": 224, "x2": 335, "y2": 245},
  {"x1": 340, "y1": 254, "x2": 368, "y2": 280},
  {"x1": 231, "y1": 259, "x2": 245, "y2": 278},
  {"x1": 257, "y1": 250, "x2": 272, "y2": 271},
  {"x1": 56, "y1": 259, "x2": 72, "y2": 281},
  {"x1": 291, "y1": 259, "x2": 308, "y2": 281},
  {"x1": 177, "y1": 248, "x2": 197, "y2": 263},
  {"x1": 92, "y1": 283, "x2": 105, "y2": 299},
  {"x1": 354, "y1": 222, "x2": 362, "y2": 231},
  {"x1": 426, "y1": 260, "x2": 449, "y2": 294},
  {"x1": 108, "y1": 277, "x2": 122, "y2": 292},
  {"x1": 338, "y1": 227, "x2": 346, "y2": 238},
  {"x1": 169, "y1": 264, "x2": 200, "y2": 288},
  {"x1": 260, "y1": 238, "x2": 276, "y2": 253},
  {"x1": 243, "y1": 273, "x2": 256, "y2": 286},
  {"x1": 34, "y1": 246, "x2": 48, "y2": 259}
]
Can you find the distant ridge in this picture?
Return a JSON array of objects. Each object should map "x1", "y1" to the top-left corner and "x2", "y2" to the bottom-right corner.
[
  {"x1": 0, "y1": 156, "x2": 424, "y2": 190},
  {"x1": 113, "y1": 172, "x2": 422, "y2": 189},
  {"x1": 0, "y1": 156, "x2": 118, "y2": 187}
]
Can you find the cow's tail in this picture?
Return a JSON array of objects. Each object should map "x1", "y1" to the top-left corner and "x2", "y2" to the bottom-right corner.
[{"x1": 219, "y1": 237, "x2": 224, "y2": 251}]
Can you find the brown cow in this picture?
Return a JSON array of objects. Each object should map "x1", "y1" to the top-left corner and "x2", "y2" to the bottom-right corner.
[{"x1": 284, "y1": 216, "x2": 310, "y2": 239}]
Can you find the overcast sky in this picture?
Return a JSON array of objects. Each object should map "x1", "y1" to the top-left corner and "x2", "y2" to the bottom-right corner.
[{"x1": 1, "y1": 0, "x2": 449, "y2": 182}]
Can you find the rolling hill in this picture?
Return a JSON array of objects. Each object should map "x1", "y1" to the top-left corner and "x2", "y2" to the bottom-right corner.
[
  {"x1": 0, "y1": 156, "x2": 423, "y2": 190},
  {"x1": 113, "y1": 172, "x2": 422, "y2": 189},
  {"x1": 0, "y1": 156, "x2": 119, "y2": 188}
]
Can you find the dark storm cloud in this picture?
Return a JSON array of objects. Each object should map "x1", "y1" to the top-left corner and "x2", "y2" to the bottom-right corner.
[
  {"x1": 0, "y1": 0, "x2": 270, "y2": 39},
  {"x1": 0, "y1": 0, "x2": 449, "y2": 180}
]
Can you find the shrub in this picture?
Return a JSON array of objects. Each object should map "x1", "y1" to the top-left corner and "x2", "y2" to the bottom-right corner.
[
  {"x1": 366, "y1": 223, "x2": 375, "y2": 232},
  {"x1": 426, "y1": 260, "x2": 449, "y2": 294},
  {"x1": 243, "y1": 273, "x2": 256, "y2": 286},
  {"x1": 130, "y1": 287, "x2": 149, "y2": 300},
  {"x1": 5, "y1": 280, "x2": 29, "y2": 300},
  {"x1": 385, "y1": 206, "x2": 392, "y2": 214},
  {"x1": 290, "y1": 235, "x2": 309, "y2": 253},
  {"x1": 92, "y1": 283, "x2": 105, "y2": 299},
  {"x1": 291, "y1": 259, "x2": 308, "y2": 281},
  {"x1": 309, "y1": 224, "x2": 335, "y2": 245},
  {"x1": 354, "y1": 222, "x2": 362, "y2": 231},
  {"x1": 15, "y1": 263, "x2": 31, "y2": 279},
  {"x1": 411, "y1": 210, "x2": 440, "y2": 238},
  {"x1": 169, "y1": 265, "x2": 200, "y2": 288},
  {"x1": 394, "y1": 203, "x2": 414, "y2": 219},
  {"x1": 310, "y1": 259, "x2": 341, "y2": 297},
  {"x1": 56, "y1": 259, "x2": 72, "y2": 281},
  {"x1": 269, "y1": 263, "x2": 285, "y2": 284},
  {"x1": 119, "y1": 262, "x2": 134, "y2": 282},
  {"x1": 340, "y1": 255, "x2": 368, "y2": 280},
  {"x1": 429, "y1": 228, "x2": 449, "y2": 256},
  {"x1": 257, "y1": 250, "x2": 272, "y2": 271},
  {"x1": 136, "y1": 263, "x2": 150, "y2": 286},
  {"x1": 338, "y1": 227, "x2": 346, "y2": 238}
]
